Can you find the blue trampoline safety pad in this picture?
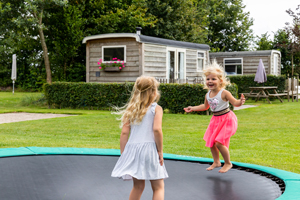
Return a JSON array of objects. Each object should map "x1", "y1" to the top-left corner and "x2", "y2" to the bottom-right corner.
[{"x1": 0, "y1": 147, "x2": 299, "y2": 199}]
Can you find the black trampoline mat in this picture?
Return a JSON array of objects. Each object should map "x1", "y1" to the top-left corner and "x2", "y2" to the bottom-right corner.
[{"x1": 0, "y1": 155, "x2": 282, "y2": 200}]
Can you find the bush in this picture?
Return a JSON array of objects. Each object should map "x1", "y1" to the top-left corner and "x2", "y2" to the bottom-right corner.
[
  {"x1": 0, "y1": 69, "x2": 11, "y2": 88},
  {"x1": 44, "y1": 82, "x2": 238, "y2": 114},
  {"x1": 228, "y1": 75, "x2": 286, "y2": 96}
]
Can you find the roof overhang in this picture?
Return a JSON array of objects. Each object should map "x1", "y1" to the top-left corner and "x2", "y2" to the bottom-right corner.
[
  {"x1": 82, "y1": 33, "x2": 140, "y2": 44},
  {"x1": 209, "y1": 50, "x2": 281, "y2": 57},
  {"x1": 82, "y1": 33, "x2": 210, "y2": 50}
]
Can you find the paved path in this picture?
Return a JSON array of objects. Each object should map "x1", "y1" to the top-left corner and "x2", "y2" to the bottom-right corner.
[
  {"x1": 234, "y1": 105, "x2": 258, "y2": 110},
  {"x1": 0, "y1": 113, "x2": 73, "y2": 124},
  {"x1": 0, "y1": 104, "x2": 257, "y2": 125}
]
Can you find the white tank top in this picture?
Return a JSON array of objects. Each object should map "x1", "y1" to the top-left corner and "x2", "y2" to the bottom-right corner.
[{"x1": 206, "y1": 89, "x2": 229, "y2": 112}]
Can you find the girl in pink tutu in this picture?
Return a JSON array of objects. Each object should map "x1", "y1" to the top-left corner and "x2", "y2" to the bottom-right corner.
[{"x1": 184, "y1": 60, "x2": 245, "y2": 173}]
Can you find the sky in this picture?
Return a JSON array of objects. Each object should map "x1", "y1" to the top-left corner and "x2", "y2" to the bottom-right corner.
[{"x1": 243, "y1": 0, "x2": 300, "y2": 39}]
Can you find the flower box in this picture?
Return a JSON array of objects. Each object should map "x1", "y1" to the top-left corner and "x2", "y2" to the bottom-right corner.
[
  {"x1": 104, "y1": 67, "x2": 121, "y2": 72},
  {"x1": 98, "y1": 57, "x2": 125, "y2": 72}
]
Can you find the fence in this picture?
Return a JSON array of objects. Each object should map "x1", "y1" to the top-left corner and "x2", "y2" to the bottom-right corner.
[
  {"x1": 156, "y1": 77, "x2": 204, "y2": 84},
  {"x1": 285, "y1": 76, "x2": 299, "y2": 102}
]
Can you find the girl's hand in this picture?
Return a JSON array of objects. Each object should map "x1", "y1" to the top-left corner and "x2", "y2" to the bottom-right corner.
[
  {"x1": 240, "y1": 94, "x2": 245, "y2": 106},
  {"x1": 158, "y1": 152, "x2": 164, "y2": 166},
  {"x1": 184, "y1": 106, "x2": 193, "y2": 113}
]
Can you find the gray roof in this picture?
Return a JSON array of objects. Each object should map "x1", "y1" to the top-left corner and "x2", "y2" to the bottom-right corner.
[
  {"x1": 139, "y1": 35, "x2": 210, "y2": 50},
  {"x1": 82, "y1": 33, "x2": 209, "y2": 50},
  {"x1": 210, "y1": 50, "x2": 281, "y2": 57}
]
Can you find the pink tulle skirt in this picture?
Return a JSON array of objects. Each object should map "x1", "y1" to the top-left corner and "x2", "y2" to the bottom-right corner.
[{"x1": 203, "y1": 111, "x2": 237, "y2": 148}]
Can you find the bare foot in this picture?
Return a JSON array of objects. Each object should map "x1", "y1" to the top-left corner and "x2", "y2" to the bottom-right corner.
[
  {"x1": 206, "y1": 162, "x2": 222, "y2": 171},
  {"x1": 218, "y1": 163, "x2": 233, "y2": 173}
]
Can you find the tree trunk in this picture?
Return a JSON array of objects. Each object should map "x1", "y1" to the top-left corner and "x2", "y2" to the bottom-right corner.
[
  {"x1": 37, "y1": 10, "x2": 52, "y2": 84},
  {"x1": 291, "y1": 53, "x2": 294, "y2": 102}
]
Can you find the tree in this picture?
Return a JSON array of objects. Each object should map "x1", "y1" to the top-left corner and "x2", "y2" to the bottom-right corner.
[
  {"x1": 0, "y1": 0, "x2": 68, "y2": 84},
  {"x1": 275, "y1": 5, "x2": 300, "y2": 76},
  {"x1": 255, "y1": 32, "x2": 273, "y2": 50},
  {"x1": 45, "y1": 2, "x2": 85, "y2": 81},
  {"x1": 140, "y1": 0, "x2": 209, "y2": 44},
  {"x1": 207, "y1": 0, "x2": 254, "y2": 52},
  {"x1": 285, "y1": 6, "x2": 300, "y2": 76}
]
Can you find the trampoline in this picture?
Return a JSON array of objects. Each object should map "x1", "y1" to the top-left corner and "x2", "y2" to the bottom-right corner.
[{"x1": 0, "y1": 147, "x2": 299, "y2": 200}]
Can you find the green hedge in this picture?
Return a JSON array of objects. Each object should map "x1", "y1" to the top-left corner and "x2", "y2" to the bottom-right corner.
[
  {"x1": 228, "y1": 75, "x2": 286, "y2": 96},
  {"x1": 43, "y1": 82, "x2": 238, "y2": 114}
]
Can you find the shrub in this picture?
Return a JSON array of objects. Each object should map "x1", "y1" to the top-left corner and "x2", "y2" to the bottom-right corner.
[
  {"x1": 44, "y1": 82, "x2": 238, "y2": 114},
  {"x1": 228, "y1": 75, "x2": 286, "y2": 96}
]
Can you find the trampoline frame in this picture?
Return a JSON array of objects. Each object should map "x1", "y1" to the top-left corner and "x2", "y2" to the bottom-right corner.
[{"x1": 0, "y1": 147, "x2": 299, "y2": 200}]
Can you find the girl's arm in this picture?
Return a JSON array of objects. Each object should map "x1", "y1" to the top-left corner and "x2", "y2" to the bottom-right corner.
[
  {"x1": 223, "y1": 90, "x2": 245, "y2": 107},
  {"x1": 184, "y1": 94, "x2": 210, "y2": 113},
  {"x1": 153, "y1": 105, "x2": 164, "y2": 166},
  {"x1": 120, "y1": 121, "x2": 130, "y2": 154}
]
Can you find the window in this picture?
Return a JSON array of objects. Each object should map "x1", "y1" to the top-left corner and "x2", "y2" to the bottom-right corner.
[
  {"x1": 223, "y1": 58, "x2": 243, "y2": 75},
  {"x1": 178, "y1": 52, "x2": 185, "y2": 79},
  {"x1": 102, "y1": 46, "x2": 126, "y2": 62},
  {"x1": 168, "y1": 51, "x2": 175, "y2": 80},
  {"x1": 197, "y1": 51, "x2": 205, "y2": 72}
]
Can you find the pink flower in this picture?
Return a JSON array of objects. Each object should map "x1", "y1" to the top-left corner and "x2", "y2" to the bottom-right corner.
[
  {"x1": 110, "y1": 61, "x2": 112, "y2": 63},
  {"x1": 114, "y1": 61, "x2": 117, "y2": 63},
  {"x1": 99, "y1": 67, "x2": 102, "y2": 69},
  {"x1": 122, "y1": 65, "x2": 125, "y2": 68},
  {"x1": 99, "y1": 59, "x2": 102, "y2": 61},
  {"x1": 117, "y1": 59, "x2": 120, "y2": 61},
  {"x1": 119, "y1": 67, "x2": 122, "y2": 69},
  {"x1": 97, "y1": 62, "x2": 100, "y2": 65}
]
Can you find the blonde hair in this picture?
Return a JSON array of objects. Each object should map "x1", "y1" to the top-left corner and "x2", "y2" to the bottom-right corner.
[
  {"x1": 203, "y1": 59, "x2": 230, "y2": 89},
  {"x1": 113, "y1": 76, "x2": 160, "y2": 127}
]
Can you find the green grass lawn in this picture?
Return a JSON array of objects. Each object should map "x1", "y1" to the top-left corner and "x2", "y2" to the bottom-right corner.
[{"x1": 0, "y1": 91, "x2": 299, "y2": 174}]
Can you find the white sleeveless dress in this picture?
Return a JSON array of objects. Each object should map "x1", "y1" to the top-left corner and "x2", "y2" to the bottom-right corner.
[{"x1": 111, "y1": 102, "x2": 169, "y2": 180}]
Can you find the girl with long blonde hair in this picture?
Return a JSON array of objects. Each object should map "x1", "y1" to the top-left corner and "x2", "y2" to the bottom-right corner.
[
  {"x1": 184, "y1": 60, "x2": 245, "y2": 173},
  {"x1": 112, "y1": 76, "x2": 168, "y2": 200}
]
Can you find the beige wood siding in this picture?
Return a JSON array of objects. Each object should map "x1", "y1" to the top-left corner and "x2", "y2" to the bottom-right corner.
[
  {"x1": 185, "y1": 49, "x2": 209, "y2": 83},
  {"x1": 243, "y1": 56, "x2": 270, "y2": 74},
  {"x1": 186, "y1": 49, "x2": 197, "y2": 78},
  {"x1": 88, "y1": 38, "x2": 140, "y2": 83},
  {"x1": 143, "y1": 44, "x2": 167, "y2": 78}
]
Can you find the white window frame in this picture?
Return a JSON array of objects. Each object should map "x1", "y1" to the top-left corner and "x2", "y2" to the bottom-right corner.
[
  {"x1": 223, "y1": 58, "x2": 243, "y2": 75},
  {"x1": 197, "y1": 51, "x2": 206, "y2": 72},
  {"x1": 102, "y1": 45, "x2": 126, "y2": 63},
  {"x1": 166, "y1": 47, "x2": 186, "y2": 79},
  {"x1": 274, "y1": 54, "x2": 278, "y2": 75}
]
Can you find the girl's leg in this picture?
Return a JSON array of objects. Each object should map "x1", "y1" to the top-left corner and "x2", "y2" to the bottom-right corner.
[
  {"x1": 215, "y1": 142, "x2": 232, "y2": 173},
  {"x1": 150, "y1": 179, "x2": 164, "y2": 200},
  {"x1": 129, "y1": 178, "x2": 145, "y2": 200},
  {"x1": 206, "y1": 143, "x2": 222, "y2": 171}
]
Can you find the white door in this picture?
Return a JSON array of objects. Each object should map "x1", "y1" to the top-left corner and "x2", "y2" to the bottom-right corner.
[{"x1": 167, "y1": 48, "x2": 186, "y2": 80}]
